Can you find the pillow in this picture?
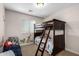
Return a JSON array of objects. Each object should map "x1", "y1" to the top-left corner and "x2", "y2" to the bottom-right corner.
[
  {"x1": 8, "y1": 37, "x2": 19, "y2": 45},
  {"x1": 4, "y1": 41, "x2": 13, "y2": 48}
]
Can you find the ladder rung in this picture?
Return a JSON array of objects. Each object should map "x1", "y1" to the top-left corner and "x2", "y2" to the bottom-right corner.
[
  {"x1": 41, "y1": 42, "x2": 45, "y2": 44},
  {"x1": 38, "y1": 48, "x2": 43, "y2": 52}
]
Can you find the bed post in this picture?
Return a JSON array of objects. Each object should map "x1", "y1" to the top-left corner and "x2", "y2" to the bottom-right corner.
[{"x1": 51, "y1": 21, "x2": 55, "y2": 56}]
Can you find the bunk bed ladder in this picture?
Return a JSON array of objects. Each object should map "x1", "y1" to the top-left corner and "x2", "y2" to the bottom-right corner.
[{"x1": 35, "y1": 27, "x2": 51, "y2": 56}]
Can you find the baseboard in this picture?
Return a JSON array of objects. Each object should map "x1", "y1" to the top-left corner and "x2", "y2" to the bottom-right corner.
[
  {"x1": 20, "y1": 42, "x2": 33, "y2": 46},
  {"x1": 65, "y1": 48, "x2": 79, "y2": 55}
]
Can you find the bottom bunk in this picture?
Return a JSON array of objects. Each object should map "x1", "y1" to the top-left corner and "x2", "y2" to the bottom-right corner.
[
  {"x1": 34, "y1": 30, "x2": 65, "y2": 56},
  {"x1": 35, "y1": 36, "x2": 53, "y2": 55}
]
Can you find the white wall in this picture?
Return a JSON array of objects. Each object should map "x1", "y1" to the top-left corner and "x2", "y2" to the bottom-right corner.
[
  {"x1": 43, "y1": 5, "x2": 79, "y2": 54},
  {"x1": 5, "y1": 10, "x2": 43, "y2": 40},
  {"x1": 0, "y1": 4, "x2": 5, "y2": 42}
]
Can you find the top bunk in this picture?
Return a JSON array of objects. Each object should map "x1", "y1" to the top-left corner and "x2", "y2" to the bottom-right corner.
[
  {"x1": 34, "y1": 23, "x2": 44, "y2": 33},
  {"x1": 34, "y1": 19, "x2": 65, "y2": 31},
  {"x1": 43, "y1": 19, "x2": 65, "y2": 30}
]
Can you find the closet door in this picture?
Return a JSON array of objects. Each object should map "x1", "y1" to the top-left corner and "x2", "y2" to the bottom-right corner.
[
  {"x1": 29, "y1": 21, "x2": 35, "y2": 41},
  {"x1": 23, "y1": 20, "x2": 30, "y2": 34},
  {"x1": 22, "y1": 20, "x2": 35, "y2": 41}
]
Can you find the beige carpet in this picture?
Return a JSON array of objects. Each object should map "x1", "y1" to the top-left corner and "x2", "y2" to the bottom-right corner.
[{"x1": 21, "y1": 43, "x2": 79, "y2": 56}]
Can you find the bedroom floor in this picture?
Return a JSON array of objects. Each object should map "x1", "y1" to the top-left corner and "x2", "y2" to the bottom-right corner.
[{"x1": 21, "y1": 43, "x2": 79, "y2": 56}]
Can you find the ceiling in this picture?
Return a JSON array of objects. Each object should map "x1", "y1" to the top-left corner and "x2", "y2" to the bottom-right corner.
[{"x1": 4, "y1": 3, "x2": 79, "y2": 18}]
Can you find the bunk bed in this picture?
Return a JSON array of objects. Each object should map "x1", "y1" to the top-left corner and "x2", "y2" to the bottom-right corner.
[{"x1": 34, "y1": 19, "x2": 65, "y2": 56}]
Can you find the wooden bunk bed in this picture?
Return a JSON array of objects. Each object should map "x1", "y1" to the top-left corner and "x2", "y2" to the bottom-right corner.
[{"x1": 34, "y1": 19, "x2": 65, "y2": 56}]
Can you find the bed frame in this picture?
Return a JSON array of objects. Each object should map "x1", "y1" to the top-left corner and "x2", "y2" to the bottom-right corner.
[{"x1": 34, "y1": 19, "x2": 65, "y2": 56}]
